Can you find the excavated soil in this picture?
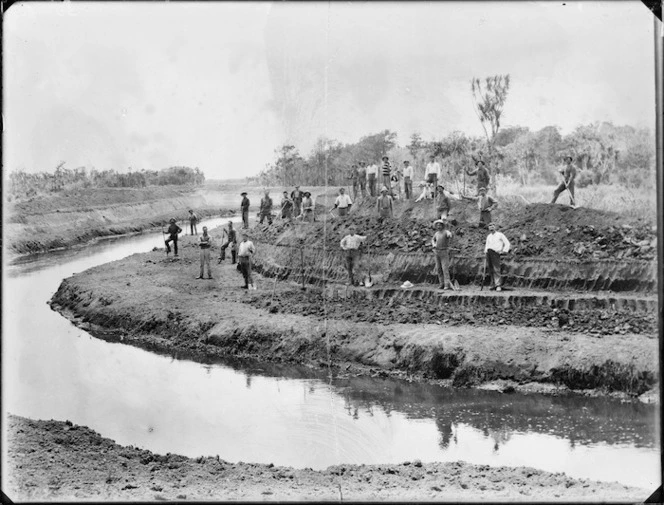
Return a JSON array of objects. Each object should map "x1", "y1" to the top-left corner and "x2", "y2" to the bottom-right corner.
[{"x1": 4, "y1": 415, "x2": 650, "y2": 502}]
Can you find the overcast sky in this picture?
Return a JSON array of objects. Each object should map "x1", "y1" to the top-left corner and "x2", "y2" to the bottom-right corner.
[{"x1": 3, "y1": 1, "x2": 656, "y2": 179}]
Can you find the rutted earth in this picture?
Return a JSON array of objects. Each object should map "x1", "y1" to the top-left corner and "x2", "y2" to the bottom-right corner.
[{"x1": 4, "y1": 415, "x2": 650, "y2": 501}]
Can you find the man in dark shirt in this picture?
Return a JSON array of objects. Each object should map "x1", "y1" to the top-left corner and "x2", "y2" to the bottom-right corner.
[
  {"x1": 164, "y1": 218, "x2": 182, "y2": 257},
  {"x1": 381, "y1": 156, "x2": 392, "y2": 196},
  {"x1": 551, "y1": 156, "x2": 577, "y2": 206},
  {"x1": 465, "y1": 160, "x2": 490, "y2": 195},
  {"x1": 196, "y1": 226, "x2": 213, "y2": 279},
  {"x1": 291, "y1": 186, "x2": 303, "y2": 218},
  {"x1": 348, "y1": 164, "x2": 360, "y2": 200},
  {"x1": 259, "y1": 190, "x2": 273, "y2": 225},
  {"x1": 188, "y1": 209, "x2": 199, "y2": 236},
  {"x1": 436, "y1": 185, "x2": 451, "y2": 219},
  {"x1": 240, "y1": 192, "x2": 250, "y2": 229},
  {"x1": 219, "y1": 221, "x2": 237, "y2": 264}
]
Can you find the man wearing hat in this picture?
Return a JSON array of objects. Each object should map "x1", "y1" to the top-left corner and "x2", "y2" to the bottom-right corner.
[
  {"x1": 237, "y1": 233, "x2": 257, "y2": 290},
  {"x1": 259, "y1": 189, "x2": 273, "y2": 225},
  {"x1": 381, "y1": 156, "x2": 392, "y2": 195},
  {"x1": 188, "y1": 209, "x2": 199, "y2": 236},
  {"x1": 280, "y1": 191, "x2": 293, "y2": 220},
  {"x1": 340, "y1": 225, "x2": 367, "y2": 286},
  {"x1": 436, "y1": 184, "x2": 451, "y2": 219},
  {"x1": 357, "y1": 161, "x2": 367, "y2": 197},
  {"x1": 403, "y1": 160, "x2": 414, "y2": 200},
  {"x1": 219, "y1": 220, "x2": 237, "y2": 264},
  {"x1": 366, "y1": 161, "x2": 378, "y2": 197},
  {"x1": 431, "y1": 219, "x2": 453, "y2": 290},
  {"x1": 376, "y1": 186, "x2": 393, "y2": 219},
  {"x1": 551, "y1": 155, "x2": 577, "y2": 205},
  {"x1": 164, "y1": 218, "x2": 182, "y2": 257},
  {"x1": 334, "y1": 187, "x2": 353, "y2": 217},
  {"x1": 240, "y1": 192, "x2": 250, "y2": 229},
  {"x1": 425, "y1": 155, "x2": 441, "y2": 195},
  {"x1": 484, "y1": 222, "x2": 510, "y2": 291},
  {"x1": 462, "y1": 187, "x2": 497, "y2": 227},
  {"x1": 196, "y1": 226, "x2": 213, "y2": 279},
  {"x1": 291, "y1": 186, "x2": 303, "y2": 217},
  {"x1": 348, "y1": 164, "x2": 360, "y2": 200},
  {"x1": 465, "y1": 159, "x2": 490, "y2": 195},
  {"x1": 302, "y1": 191, "x2": 314, "y2": 222}
]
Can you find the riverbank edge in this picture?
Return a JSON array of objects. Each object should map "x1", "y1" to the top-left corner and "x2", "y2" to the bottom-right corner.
[
  {"x1": 3, "y1": 414, "x2": 650, "y2": 502},
  {"x1": 49, "y1": 268, "x2": 659, "y2": 403}
]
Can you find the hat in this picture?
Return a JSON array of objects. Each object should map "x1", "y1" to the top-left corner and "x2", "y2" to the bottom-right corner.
[
  {"x1": 382, "y1": 156, "x2": 389, "y2": 160},
  {"x1": 400, "y1": 281, "x2": 414, "y2": 289},
  {"x1": 403, "y1": 160, "x2": 410, "y2": 164},
  {"x1": 476, "y1": 159, "x2": 486, "y2": 166},
  {"x1": 437, "y1": 184, "x2": 445, "y2": 190},
  {"x1": 418, "y1": 182, "x2": 426, "y2": 187},
  {"x1": 479, "y1": 187, "x2": 487, "y2": 193},
  {"x1": 170, "y1": 218, "x2": 176, "y2": 223},
  {"x1": 304, "y1": 191, "x2": 311, "y2": 196},
  {"x1": 339, "y1": 187, "x2": 345, "y2": 191},
  {"x1": 564, "y1": 155, "x2": 573, "y2": 162},
  {"x1": 241, "y1": 192, "x2": 247, "y2": 196},
  {"x1": 433, "y1": 219, "x2": 446, "y2": 225},
  {"x1": 359, "y1": 161, "x2": 366, "y2": 164},
  {"x1": 380, "y1": 186, "x2": 389, "y2": 192}
]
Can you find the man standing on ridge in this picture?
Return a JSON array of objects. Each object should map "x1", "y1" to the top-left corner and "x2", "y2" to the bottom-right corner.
[
  {"x1": 403, "y1": 160, "x2": 413, "y2": 200},
  {"x1": 281, "y1": 191, "x2": 293, "y2": 220},
  {"x1": 425, "y1": 155, "x2": 442, "y2": 195},
  {"x1": 551, "y1": 155, "x2": 577, "y2": 206},
  {"x1": 466, "y1": 159, "x2": 490, "y2": 195},
  {"x1": 381, "y1": 156, "x2": 392, "y2": 195},
  {"x1": 436, "y1": 185, "x2": 451, "y2": 219},
  {"x1": 259, "y1": 189, "x2": 273, "y2": 225},
  {"x1": 164, "y1": 218, "x2": 182, "y2": 257},
  {"x1": 302, "y1": 191, "x2": 314, "y2": 222},
  {"x1": 376, "y1": 186, "x2": 394, "y2": 219},
  {"x1": 357, "y1": 161, "x2": 367, "y2": 197},
  {"x1": 349, "y1": 164, "x2": 360, "y2": 200},
  {"x1": 196, "y1": 226, "x2": 213, "y2": 279},
  {"x1": 219, "y1": 220, "x2": 237, "y2": 264},
  {"x1": 334, "y1": 187, "x2": 353, "y2": 218},
  {"x1": 240, "y1": 192, "x2": 250, "y2": 229},
  {"x1": 366, "y1": 160, "x2": 378, "y2": 197},
  {"x1": 484, "y1": 222, "x2": 511, "y2": 291},
  {"x1": 188, "y1": 209, "x2": 199, "y2": 236},
  {"x1": 291, "y1": 185, "x2": 303, "y2": 218},
  {"x1": 432, "y1": 218, "x2": 453, "y2": 290},
  {"x1": 237, "y1": 234, "x2": 256, "y2": 290},
  {"x1": 340, "y1": 225, "x2": 367, "y2": 286}
]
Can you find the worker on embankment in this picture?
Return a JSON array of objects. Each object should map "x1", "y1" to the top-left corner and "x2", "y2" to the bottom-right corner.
[
  {"x1": 196, "y1": 226, "x2": 213, "y2": 279},
  {"x1": 164, "y1": 218, "x2": 182, "y2": 257},
  {"x1": 551, "y1": 155, "x2": 577, "y2": 206},
  {"x1": 340, "y1": 225, "x2": 366, "y2": 286},
  {"x1": 334, "y1": 187, "x2": 353, "y2": 218},
  {"x1": 465, "y1": 159, "x2": 490, "y2": 195},
  {"x1": 219, "y1": 221, "x2": 237, "y2": 264},
  {"x1": 349, "y1": 164, "x2": 360, "y2": 200},
  {"x1": 302, "y1": 192, "x2": 314, "y2": 222},
  {"x1": 425, "y1": 155, "x2": 441, "y2": 195},
  {"x1": 403, "y1": 160, "x2": 413, "y2": 200},
  {"x1": 291, "y1": 186, "x2": 303, "y2": 218},
  {"x1": 432, "y1": 218, "x2": 453, "y2": 290},
  {"x1": 376, "y1": 186, "x2": 394, "y2": 219},
  {"x1": 484, "y1": 222, "x2": 511, "y2": 291},
  {"x1": 280, "y1": 191, "x2": 293, "y2": 220},
  {"x1": 237, "y1": 234, "x2": 256, "y2": 290},
  {"x1": 357, "y1": 161, "x2": 367, "y2": 197},
  {"x1": 240, "y1": 192, "x2": 250, "y2": 229},
  {"x1": 259, "y1": 190, "x2": 273, "y2": 225},
  {"x1": 462, "y1": 187, "x2": 497, "y2": 228},
  {"x1": 381, "y1": 156, "x2": 392, "y2": 195},
  {"x1": 366, "y1": 160, "x2": 378, "y2": 197},
  {"x1": 436, "y1": 185, "x2": 451, "y2": 220},
  {"x1": 188, "y1": 209, "x2": 199, "y2": 236}
]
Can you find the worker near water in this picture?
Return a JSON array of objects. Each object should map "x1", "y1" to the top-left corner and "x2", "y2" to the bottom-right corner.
[
  {"x1": 219, "y1": 220, "x2": 237, "y2": 264},
  {"x1": 334, "y1": 187, "x2": 353, "y2": 218},
  {"x1": 340, "y1": 225, "x2": 367, "y2": 286},
  {"x1": 432, "y1": 218, "x2": 453, "y2": 290},
  {"x1": 551, "y1": 155, "x2": 577, "y2": 206},
  {"x1": 484, "y1": 222, "x2": 511, "y2": 292},
  {"x1": 425, "y1": 155, "x2": 442, "y2": 195},
  {"x1": 381, "y1": 156, "x2": 392, "y2": 195},
  {"x1": 302, "y1": 191, "x2": 314, "y2": 222},
  {"x1": 348, "y1": 164, "x2": 360, "y2": 200},
  {"x1": 357, "y1": 161, "x2": 367, "y2": 197},
  {"x1": 237, "y1": 234, "x2": 256, "y2": 290},
  {"x1": 291, "y1": 185, "x2": 304, "y2": 217},
  {"x1": 196, "y1": 226, "x2": 213, "y2": 279},
  {"x1": 436, "y1": 184, "x2": 451, "y2": 219},
  {"x1": 465, "y1": 159, "x2": 490, "y2": 195},
  {"x1": 280, "y1": 191, "x2": 293, "y2": 220},
  {"x1": 376, "y1": 186, "x2": 394, "y2": 219},
  {"x1": 240, "y1": 192, "x2": 250, "y2": 229},
  {"x1": 366, "y1": 160, "x2": 378, "y2": 197},
  {"x1": 403, "y1": 160, "x2": 414, "y2": 200},
  {"x1": 259, "y1": 189, "x2": 273, "y2": 225},
  {"x1": 164, "y1": 218, "x2": 182, "y2": 257},
  {"x1": 188, "y1": 209, "x2": 199, "y2": 236}
]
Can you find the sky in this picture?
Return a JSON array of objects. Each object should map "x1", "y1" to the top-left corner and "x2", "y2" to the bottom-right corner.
[{"x1": 3, "y1": 1, "x2": 657, "y2": 179}]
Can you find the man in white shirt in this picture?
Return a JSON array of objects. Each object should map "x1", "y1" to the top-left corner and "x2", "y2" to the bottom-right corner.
[
  {"x1": 484, "y1": 222, "x2": 511, "y2": 291},
  {"x1": 402, "y1": 161, "x2": 414, "y2": 200},
  {"x1": 431, "y1": 219, "x2": 453, "y2": 290},
  {"x1": 425, "y1": 155, "x2": 442, "y2": 195},
  {"x1": 334, "y1": 187, "x2": 353, "y2": 217},
  {"x1": 340, "y1": 225, "x2": 367, "y2": 286},
  {"x1": 237, "y1": 234, "x2": 257, "y2": 289},
  {"x1": 366, "y1": 162, "x2": 378, "y2": 196}
]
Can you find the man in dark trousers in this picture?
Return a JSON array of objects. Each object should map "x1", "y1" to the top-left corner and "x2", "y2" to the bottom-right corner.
[
  {"x1": 291, "y1": 185, "x2": 303, "y2": 218},
  {"x1": 240, "y1": 192, "x2": 250, "y2": 229},
  {"x1": 259, "y1": 189, "x2": 273, "y2": 225},
  {"x1": 357, "y1": 161, "x2": 367, "y2": 197},
  {"x1": 465, "y1": 159, "x2": 490, "y2": 195},
  {"x1": 219, "y1": 220, "x2": 237, "y2": 264},
  {"x1": 340, "y1": 225, "x2": 366, "y2": 286},
  {"x1": 431, "y1": 219, "x2": 453, "y2": 290},
  {"x1": 551, "y1": 155, "x2": 577, "y2": 205},
  {"x1": 196, "y1": 226, "x2": 213, "y2": 279},
  {"x1": 436, "y1": 185, "x2": 451, "y2": 220},
  {"x1": 237, "y1": 234, "x2": 256, "y2": 289},
  {"x1": 462, "y1": 187, "x2": 497, "y2": 228},
  {"x1": 381, "y1": 156, "x2": 392, "y2": 195},
  {"x1": 302, "y1": 191, "x2": 315, "y2": 222},
  {"x1": 188, "y1": 209, "x2": 199, "y2": 235},
  {"x1": 280, "y1": 191, "x2": 293, "y2": 220},
  {"x1": 484, "y1": 222, "x2": 511, "y2": 291},
  {"x1": 164, "y1": 218, "x2": 182, "y2": 257}
]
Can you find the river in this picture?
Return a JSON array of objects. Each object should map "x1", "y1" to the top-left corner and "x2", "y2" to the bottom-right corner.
[{"x1": 2, "y1": 217, "x2": 660, "y2": 490}]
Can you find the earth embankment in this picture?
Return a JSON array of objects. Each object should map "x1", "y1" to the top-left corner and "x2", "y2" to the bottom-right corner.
[{"x1": 4, "y1": 414, "x2": 650, "y2": 501}]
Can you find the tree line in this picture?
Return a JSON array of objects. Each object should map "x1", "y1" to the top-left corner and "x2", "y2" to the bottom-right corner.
[{"x1": 8, "y1": 164, "x2": 205, "y2": 199}]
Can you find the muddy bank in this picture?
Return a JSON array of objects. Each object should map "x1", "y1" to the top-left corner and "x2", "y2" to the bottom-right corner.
[
  {"x1": 49, "y1": 240, "x2": 658, "y2": 398},
  {"x1": 4, "y1": 414, "x2": 649, "y2": 501}
]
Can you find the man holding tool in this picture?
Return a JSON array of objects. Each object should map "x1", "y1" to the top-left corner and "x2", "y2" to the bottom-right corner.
[
  {"x1": 551, "y1": 155, "x2": 577, "y2": 207},
  {"x1": 483, "y1": 222, "x2": 511, "y2": 291}
]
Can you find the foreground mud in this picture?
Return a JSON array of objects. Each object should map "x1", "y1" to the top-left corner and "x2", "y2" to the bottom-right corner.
[
  {"x1": 4, "y1": 414, "x2": 649, "y2": 501},
  {"x1": 49, "y1": 235, "x2": 658, "y2": 399}
]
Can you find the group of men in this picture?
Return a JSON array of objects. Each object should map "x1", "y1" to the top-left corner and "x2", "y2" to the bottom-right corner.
[{"x1": 239, "y1": 188, "x2": 316, "y2": 228}]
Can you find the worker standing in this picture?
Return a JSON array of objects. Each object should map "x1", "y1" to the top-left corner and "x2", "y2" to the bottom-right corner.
[
  {"x1": 188, "y1": 209, "x2": 199, "y2": 236},
  {"x1": 349, "y1": 164, "x2": 360, "y2": 200},
  {"x1": 465, "y1": 160, "x2": 490, "y2": 195},
  {"x1": 551, "y1": 155, "x2": 577, "y2": 205},
  {"x1": 334, "y1": 187, "x2": 353, "y2": 218},
  {"x1": 237, "y1": 234, "x2": 256, "y2": 290},
  {"x1": 164, "y1": 218, "x2": 182, "y2": 257},
  {"x1": 240, "y1": 192, "x2": 250, "y2": 229},
  {"x1": 484, "y1": 222, "x2": 511, "y2": 292},
  {"x1": 366, "y1": 160, "x2": 378, "y2": 197},
  {"x1": 403, "y1": 160, "x2": 414, "y2": 200},
  {"x1": 432, "y1": 219, "x2": 453, "y2": 290},
  {"x1": 219, "y1": 221, "x2": 237, "y2": 264},
  {"x1": 436, "y1": 185, "x2": 451, "y2": 219},
  {"x1": 340, "y1": 225, "x2": 366, "y2": 286},
  {"x1": 291, "y1": 185, "x2": 303, "y2": 217},
  {"x1": 357, "y1": 161, "x2": 367, "y2": 197},
  {"x1": 281, "y1": 191, "x2": 293, "y2": 220},
  {"x1": 302, "y1": 191, "x2": 314, "y2": 222},
  {"x1": 259, "y1": 190, "x2": 273, "y2": 225},
  {"x1": 376, "y1": 186, "x2": 394, "y2": 219},
  {"x1": 425, "y1": 155, "x2": 442, "y2": 195},
  {"x1": 381, "y1": 156, "x2": 392, "y2": 195},
  {"x1": 196, "y1": 226, "x2": 213, "y2": 279}
]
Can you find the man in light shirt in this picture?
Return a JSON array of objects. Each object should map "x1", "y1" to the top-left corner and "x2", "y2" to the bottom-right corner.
[
  {"x1": 431, "y1": 219, "x2": 453, "y2": 290},
  {"x1": 196, "y1": 226, "x2": 213, "y2": 280},
  {"x1": 340, "y1": 225, "x2": 367, "y2": 286},
  {"x1": 376, "y1": 186, "x2": 394, "y2": 219},
  {"x1": 366, "y1": 161, "x2": 378, "y2": 197},
  {"x1": 425, "y1": 155, "x2": 442, "y2": 195},
  {"x1": 403, "y1": 160, "x2": 414, "y2": 200},
  {"x1": 237, "y1": 234, "x2": 257, "y2": 290},
  {"x1": 381, "y1": 156, "x2": 392, "y2": 195},
  {"x1": 484, "y1": 222, "x2": 510, "y2": 292},
  {"x1": 334, "y1": 187, "x2": 353, "y2": 218}
]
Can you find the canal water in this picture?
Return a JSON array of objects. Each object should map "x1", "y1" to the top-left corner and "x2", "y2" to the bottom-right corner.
[{"x1": 2, "y1": 218, "x2": 660, "y2": 490}]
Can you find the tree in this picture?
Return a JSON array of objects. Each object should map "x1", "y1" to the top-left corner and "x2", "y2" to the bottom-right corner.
[{"x1": 471, "y1": 74, "x2": 511, "y2": 192}]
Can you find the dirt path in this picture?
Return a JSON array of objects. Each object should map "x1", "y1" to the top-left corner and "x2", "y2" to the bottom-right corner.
[
  {"x1": 49, "y1": 232, "x2": 658, "y2": 399},
  {"x1": 4, "y1": 414, "x2": 649, "y2": 502}
]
